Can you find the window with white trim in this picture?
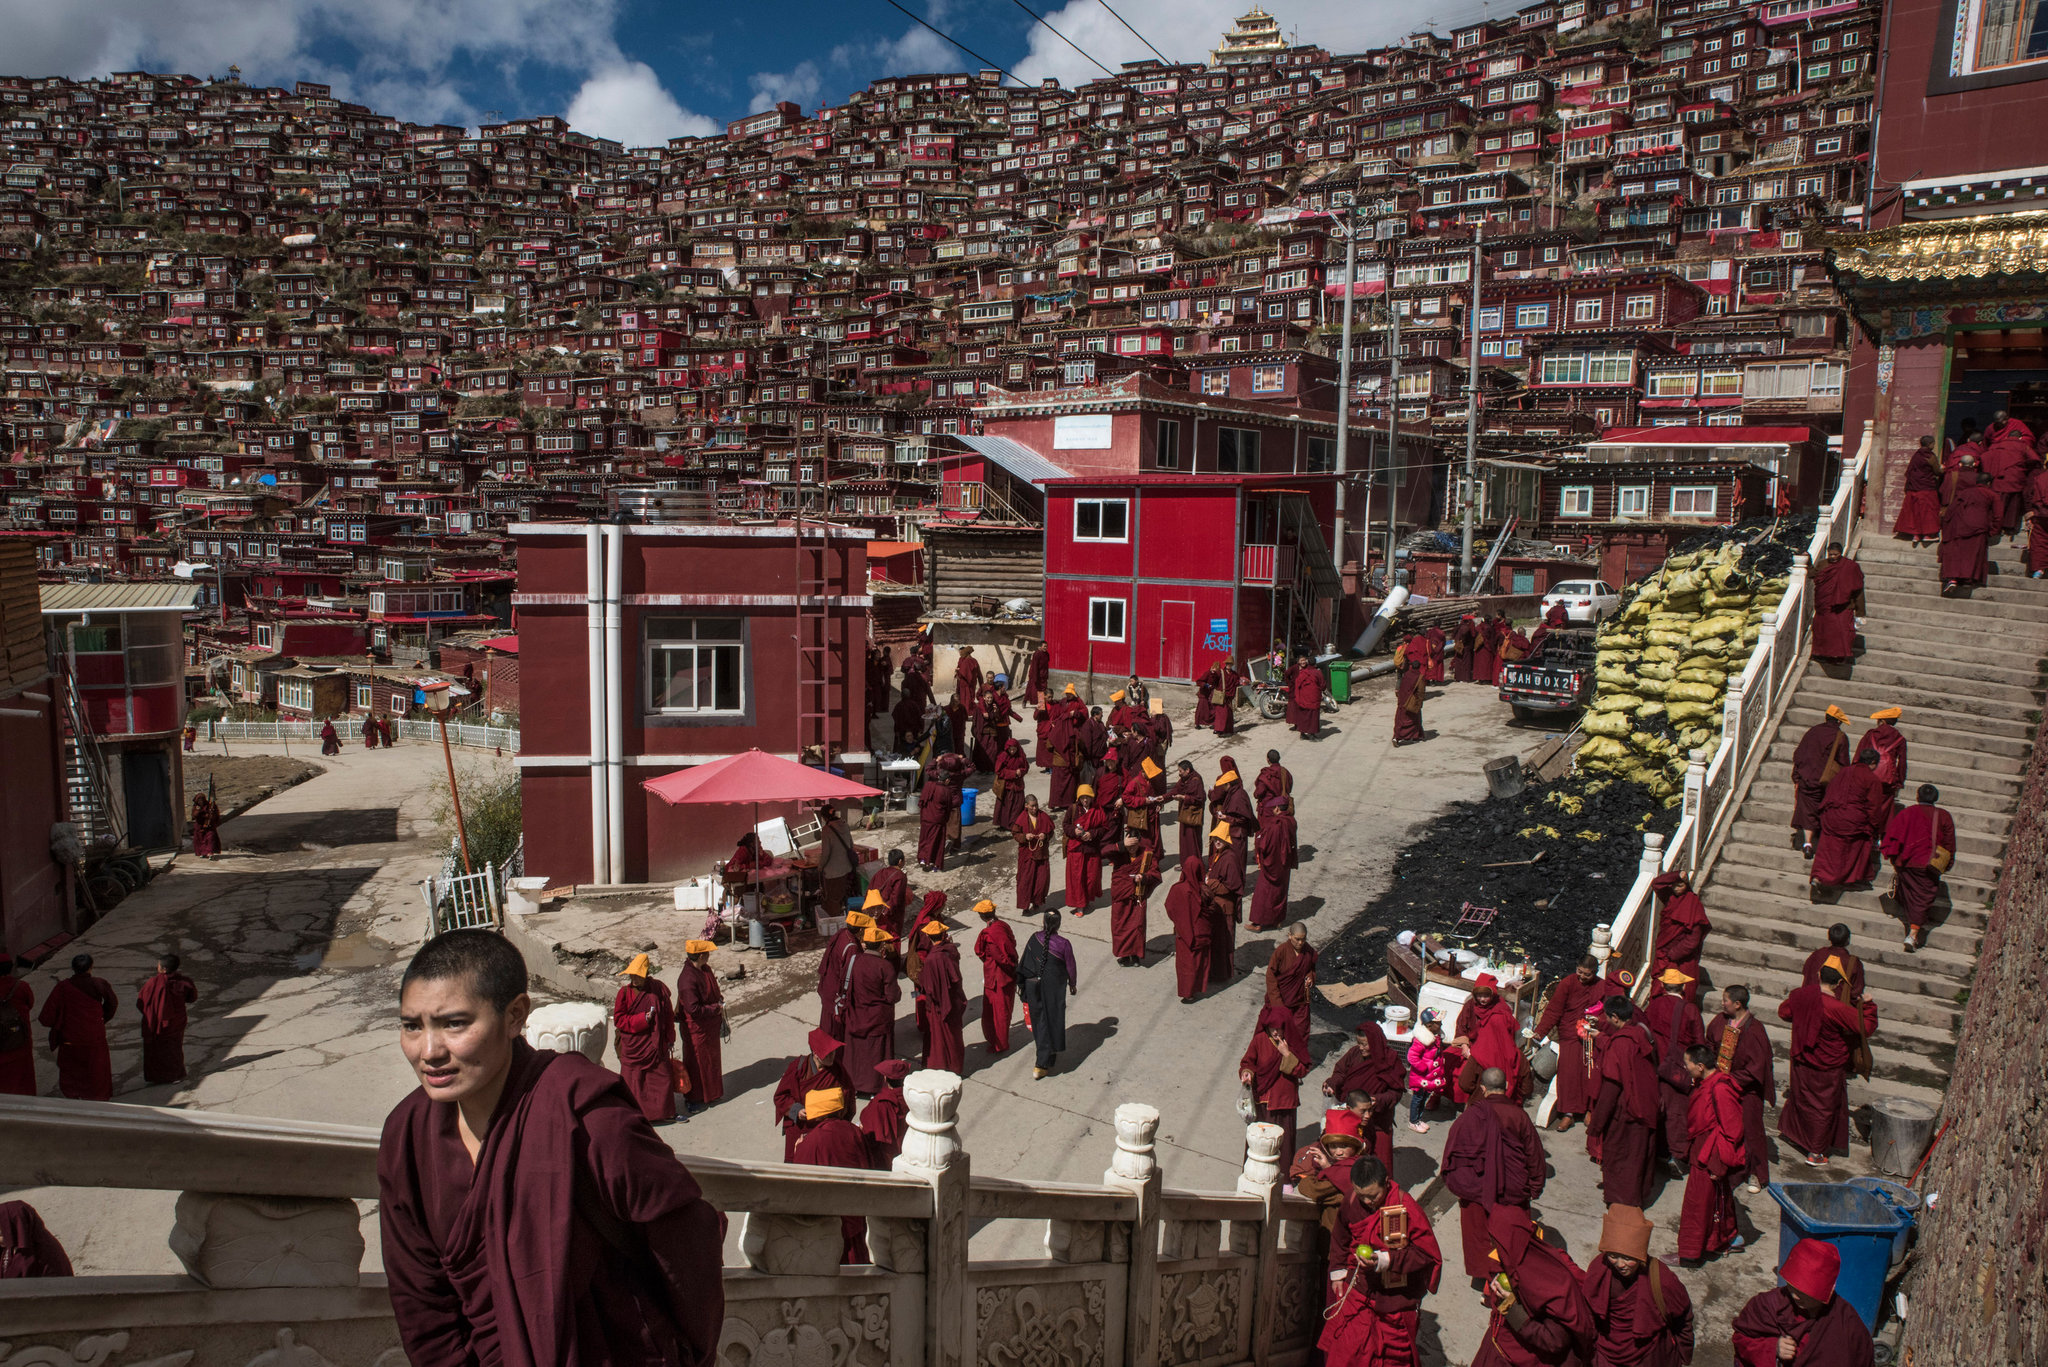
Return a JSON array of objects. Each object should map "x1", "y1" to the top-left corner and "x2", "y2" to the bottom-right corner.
[
  {"x1": 1074, "y1": 499, "x2": 1129, "y2": 541},
  {"x1": 647, "y1": 617, "x2": 745, "y2": 714},
  {"x1": 1625, "y1": 294, "x2": 1657, "y2": 320},
  {"x1": 1251, "y1": 364, "x2": 1286, "y2": 393},
  {"x1": 1088, "y1": 597, "x2": 1127, "y2": 642},
  {"x1": 1559, "y1": 485, "x2": 1595, "y2": 516},
  {"x1": 1670, "y1": 486, "x2": 1717, "y2": 516},
  {"x1": 1618, "y1": 485, "x2": 1650, "y2": 517},
  {"x1": 1574, "y1": 299, "x2": 1604, "y2": 323},
  {"x1": 1516, "y1": 303, "x2": 1551, "y2": 328}
]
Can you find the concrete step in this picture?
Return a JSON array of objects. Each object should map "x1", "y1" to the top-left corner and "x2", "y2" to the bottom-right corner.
[
  {"x1": 1714, "y1": 837, "x2": 2003, "y2": 897},
  {"x1": 1859, "y1": 574, "x2": 2048, "y2": 610},
  {"x1": 1857, "y1": 538, "x2": 2030, "y2": 570},
  {"x1": 1746, "y1": 763, "x2": 2021, "y2": 818},
  {"x1": 1856, "y1": 595, "x2": 2048, "y2": 631},
  {"x1": 1831, "y1": 641, "x2": 2047, "y2": 688},
  {"x1": 1780, "y1": 703, "x2": 2036, "y2": 756},
  {"x1": 1781, "y1": 674, "x2": 2041, "y2": 724},
  {"x1": 1782, "y1": 659, "x2": 2043, "y2": 709},
  {"x1": 1709, "y1": 858, "x2": 1995, "y2": 924},
  {"x1": 1726, "y1": 814, "x2": 2006, "y2": 866},
  {"x1": 1762, "y1": 731, "x2": 2026, "y2": 779},
  {"x1": 1703, "y1": 956, "x2": 1962, "y2": 1071},
  {"x1": 1743, "y1": 779, "x2": 2017, "y2": 832},
  {"x1": 1704, "y1": 887, "x2": 1984, "y2": 965}
]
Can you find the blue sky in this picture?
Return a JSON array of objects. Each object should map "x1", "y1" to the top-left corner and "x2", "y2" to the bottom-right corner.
[{"x1": 0, "y1": 0, "x2": 1496, "y2": 143}]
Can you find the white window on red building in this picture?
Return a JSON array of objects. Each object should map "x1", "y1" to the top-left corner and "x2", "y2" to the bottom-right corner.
[
  {"x1": 1618, "y1": 486, "x2": 1650, "y2": 517},
  {"x1": 646, "y1": 617, "x2": 745, "y2": 714},
  {"x1": 1670, "y1": 487, "x2": 1718, "y2": 517},
  {"x1": 1088, "y1": 597, "x2": 1127, "y2": 642},
  {"x1": 1559, "y1": 486, "x2": 1594, "y2": 516},
  {"x1": 1074, "y1": 499, "x2": 1129, "y2": 542}
]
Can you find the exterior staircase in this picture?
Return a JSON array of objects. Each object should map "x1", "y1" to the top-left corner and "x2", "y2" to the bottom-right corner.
[{"x1": 1697, "y1": 532, "x2": 2045, "y2": 1115}]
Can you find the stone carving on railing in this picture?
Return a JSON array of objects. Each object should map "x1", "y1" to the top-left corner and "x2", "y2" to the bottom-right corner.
[
  {"x1": 739, "y1": 1211, "x2": 848, "y2": 1277},
  {"x1": 522, "y1": 1001, "x2": 609, "y2": 1063},
  {"x1": 169, "y1": 1194, "x2": 365, "y2": 1289},
  {"x1": 1236, "y1": 1122, "x2": 1282, "y2": 1197},
  {"x1": 717, "y1": 1297, "x2": 893, "y2": 1367},
  {"x1": 1104, "y1": 1102, "x2": 1159, "y2": 1185},
  {"x1": 1158, "y1": 1269, "x2": 1245, "y2": 1367},
  {"x1": 976, "y1": 1284, "x2": 1105, "y2": 1367}
]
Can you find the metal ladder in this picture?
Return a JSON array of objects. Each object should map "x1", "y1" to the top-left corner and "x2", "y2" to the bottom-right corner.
[
  {"x1": 61, "y1": 672, "x2": 122, "y2": 848},
  {"x1": 792, "y1": 491, "x2": 841, "y2": 763}
]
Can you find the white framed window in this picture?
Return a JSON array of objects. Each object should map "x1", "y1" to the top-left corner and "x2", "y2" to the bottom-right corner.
[
  {"x1": 1516, "y1": 303, "x2": 1551, "y2": 328},
  {"x1": 356, "y1": 683, "x2": 373, "y2": 709},
  {"x1": 1649, "y1": 371, "x2": 1698, "y2": 397},
  {"x1": 1559, "y1": 485, "x2": 1595, "y2": 516},
  {"x1": 1200, "y1": 370, "x2": 1230, "y2": 395},
  {"x1": 1574, "y1": 299, "x2": 1604, "y2": 323},
  {"x1": 1074, "y1": 499, "x2": 1129, "y2": 541},
  {"x1": 255, "y1": 625, "x2": 274, "y2": 649},
  {"x1": 1251, "y1": 364, "x2": 1286, "y2": 393},
  {"x1": 1625, "y1": 294, "x2": 1656, "y2": 320},
  {"x1": 1670, "y1": 486, "x2": 1717, "y2": 517},
  {"x1": 647, "y1": 617, "x2": 745, "y2": 714},
  {"x1": 1618, "y1": 485, "x2": 1651, "y2": 517},
  {"x1": 1088, "y1": 597, "x2": 1127, "y2": 642}
]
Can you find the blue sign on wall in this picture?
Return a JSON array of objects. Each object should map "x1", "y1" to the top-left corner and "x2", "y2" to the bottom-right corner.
[{"x1": 1209, "y1": 619, "x2": 1229, "y2": 633}]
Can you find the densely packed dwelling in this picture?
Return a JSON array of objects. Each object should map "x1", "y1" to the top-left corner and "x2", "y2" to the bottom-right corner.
[{"x1": 0, "y1": 1, "x2": 1874, "y2": 719}]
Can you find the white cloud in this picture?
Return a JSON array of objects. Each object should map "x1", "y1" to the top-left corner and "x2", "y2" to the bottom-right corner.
[
  {"x1": 0, "y1": 0, "x2": 717, "y2": 138},
  {"x1": 569, "y1": 62, "x2": 720, "y2": 144},
  {"x1": 748, "y1": 61, "x2": 823, "y2": 115},
  {"x1": 1009, "y1": 0, "x2": 1500, "y2": 86}
]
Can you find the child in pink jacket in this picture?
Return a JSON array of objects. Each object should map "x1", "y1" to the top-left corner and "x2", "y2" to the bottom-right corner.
[{"x1": 1405, "y1": 1008, "x2": 1451, "y2": 1133}]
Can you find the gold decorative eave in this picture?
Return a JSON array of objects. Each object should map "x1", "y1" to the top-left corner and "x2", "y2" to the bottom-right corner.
[{"x1": 1823, "y1": 210, "x2": 2048, "y2": 286}]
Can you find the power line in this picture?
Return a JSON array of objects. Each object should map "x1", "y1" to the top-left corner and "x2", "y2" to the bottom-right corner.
[
  {"x1": 1008, "y1": 0, "x2": 1115, "y2": 76},
  {"x1": 878, "y1": 0, "x2": 1020, "y2": 83},
  {"x1": 1094, "y1": 0, "x2": 1171, "y2": 64}
]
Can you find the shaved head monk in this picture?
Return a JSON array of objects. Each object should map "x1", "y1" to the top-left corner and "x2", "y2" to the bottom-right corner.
[{"x1": 378, "y1": 930, "x2": 725, "y2": 1367}]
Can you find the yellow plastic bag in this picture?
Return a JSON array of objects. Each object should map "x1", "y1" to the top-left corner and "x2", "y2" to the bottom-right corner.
[
  {"x1": 1583, "y1": 711, "x2": 1634, "y2": 737},
  {"x1": 1664, "y1": 681, "x2": 1720, "y2": 704}
]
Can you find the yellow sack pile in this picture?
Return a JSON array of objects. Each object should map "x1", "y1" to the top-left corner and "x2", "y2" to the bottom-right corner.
[{"x1": 1576, "y1": 540, "x2": 1790, "y2": 806}]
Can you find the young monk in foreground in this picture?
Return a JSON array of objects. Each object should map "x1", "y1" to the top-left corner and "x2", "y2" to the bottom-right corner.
[{"x1": 378, "y1": 929, "x2": 726, "y2": 1366}]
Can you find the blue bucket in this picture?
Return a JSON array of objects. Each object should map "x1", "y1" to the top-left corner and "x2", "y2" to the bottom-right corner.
[
  {"x1": 1769, "y1": 1182, "x2": 1907, "y2": 1332},
  {"x1": 959, "y1": 786, "x2": 978, "y2": 827}
]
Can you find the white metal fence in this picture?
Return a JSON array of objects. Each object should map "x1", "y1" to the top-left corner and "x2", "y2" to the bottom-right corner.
[
  {"x1": 1599, "y1": 420, "x2": 1872, "y2": 990},
  {"x1": 422, "y1": 862, "x2": 501, "y2": 935},
  {"x1": 204, "y1": 717, "x2": 520, "y2": 752}
]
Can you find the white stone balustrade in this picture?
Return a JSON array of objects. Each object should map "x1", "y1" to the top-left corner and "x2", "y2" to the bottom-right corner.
[{"x1": 523, "y1": 1000, "x2": 610, "y2": 1062}]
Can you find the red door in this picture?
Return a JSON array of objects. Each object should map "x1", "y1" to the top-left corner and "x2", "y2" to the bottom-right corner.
[{"x1": 1160, "y1": 600, "x2": 1195, "y2": 681}]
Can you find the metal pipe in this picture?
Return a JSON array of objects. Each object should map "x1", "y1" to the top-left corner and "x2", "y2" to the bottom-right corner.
[
  {"x1": 1331, "y1": 209, "x2": 1359, "y2": 601},
  {"x1": 1460, "y1": 222, "x2": 1483, "y2": 593},
  {"x1": 1384, "y1": 296, "x2": 1401, "y2": 592},
  {"x1": 586, "y1": 522, "x2": 609, "y2": 885},
  {"x1": 1350, "y1": 583, "x2": 1411, "y2": 657},
  {"x1": 604, "y1": 519, "x2": 626, "y2": 886}
]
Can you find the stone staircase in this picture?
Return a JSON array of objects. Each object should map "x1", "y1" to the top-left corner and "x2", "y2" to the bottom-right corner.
[{"x1": 1697, "y1": 533, "x2": 2046, "y2": 1115}]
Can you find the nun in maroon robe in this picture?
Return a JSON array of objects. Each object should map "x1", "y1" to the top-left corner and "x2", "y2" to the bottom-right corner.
[
  {"x1": 1706, "y1": 993, "x2": 1777, "y2": 1187},
  {"x1": 1453, "y1": 977, "x2": 1529, "y2": 1103},
  {"x1": 1165, "y1": 856, "x2": 1211, "y2": 1002},
  {"x1": 1204, "y1": 830, "x2": 1245, "y2": 985},
  {"x1": 1811, "y1": 755, "x2": 1890, "y2": 891},
  {"x1": 1109, "y1": 841, "x2": 1160, "y2": 964},
  {"x1": 1940, "y1": 466, "x2": 1998, "y2": 588},
  {"x1": 1063, "y1": 794, "x2": 1111, "y2": 912},
  {"x1": 1472, "y1": 1205, "x2": 1596, "y2": 1367},
  {"x1": 1209, "y1": 761, "x2": 1258, "y2": 842},
  {"x1": 1647, "y1": 872, "x2": 1709, "y2": 1004},
  {"x1": 1789, "y1": 710, "x2": 1851, "y2": 850},
  {"x1": 1858, "y1": 715, "x2": 1908, "y2": 807},
  {"x1": 1241, "y1": 1004, "x2": 1310, "y2": 1174},
  {"x1": 1642, "y1": 974, "x2": 1705, "y2": 1165},
  {"x1": 791, "y1": 1106, "x2": 873, "y2": 1264},
  {"x1": 1590, "y1": 998, "x2": 1660, "y2": 1208},
  {"x1": 1287, "y1": 656, "x2": 1324, "y2": 738},
  {"x1": 991, "y1": 739, "x2": 1030, "y2": 832},
  {"x1": 378, "y1": 1039, "x2": 725, "y2": 1367},
  {"x1": 1045, "y1": 701, "x2": 1081, "y2": 809},
  {"x1": 1452, "y1": 614, "x2": 1479, "y2": 683},
  {"x1": 137, "y1": 958, "x2": 199, "y2": 1085},
  {"x1": 1678, "y1": 1058, "x2": 1744, "y2": 1261},
  {"x1": 0, "y1": 1200, "x2": 73, "y2": 1278},
  {"x1": 775, "y1": 1030, "x2": 855, "y2": 1160},
  {"x1": 38, "y1": 959, "x2": 117, "y2": 1102},
  {"x1": 1777, "y1": 968, "x2": 1876, "y2": 1161},
  {"x1": 1809, "y1": 547, "x2": 1864, "y2": 662},
  {"x1": 610, "y1": 962, "x2": 676, "y2": 1125},
  {"x1": 676, "y1": 951, "x2": 725, "y2": 1106},
  {"x1": 1895, "y1": 438, "x2": 1944, "y2": 542},
  {"x1": 1322, "y1": 1018, "x2": 1403, "y2": 1172},
  {"x1": 1261, "y1": 928, "x2": 1317, "y2": 1057},
  {"x1": 818, "y1": 919, "x2": 863, "y2": 1034},
  {"x1": 1249, "y1": 798, "x2": 1297, "y2": 930},
  {"x1": 1533, "y1": 960, "x2": 1605, "y2": 1126},
  {"x1": 859, "y1": 1058, "x2": 912, "y2": 1167},
  {"x1": 1393, "y1": 638, "x2": 1426, "y2": 744},
  {"x1": 1731, "y1": 1240, "x2": 1876, "y2": 1367},
  {"x1": 1012, "y1": 797, "x2": 1053, "y2": 912},
  {"x1": 1169, "y1": 763, "x2": 1206, "y2": 863},
  {"x1": 842, "y1": 937, "x2": 901, "y2": 1095},
  {"x1": 974, "y1": 903, "x2": 1018, "y2": 1051},
  {"x1": 1882, "y1": 788, "x2": 1956, "y2": 944},
  {"x1": 1424, "y1": 624, "x2": 1447, "y2": 683},
  {"x1": 1472, "y1": 615, "x2": 1503, "y2": 686},
  {"x1": 914, "y1": 925, "x2": 967, "y2": 1073}
]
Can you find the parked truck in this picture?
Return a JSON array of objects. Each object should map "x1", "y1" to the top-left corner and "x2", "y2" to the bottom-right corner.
[{"x1": 1497, "y1": 626, "x2": 1597, "y2": 723}]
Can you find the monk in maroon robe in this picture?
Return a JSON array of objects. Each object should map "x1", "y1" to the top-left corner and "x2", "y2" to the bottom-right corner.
[
  {"x1": 1678, "y1": 1046, "x2": 1745, "y2": 1261},
  {"x1": 1940, "y1": 464, "x2": 1998, "y2": 590},
  {"x1": 2028, "y1": 461, "x2": 2048, "y2": 575},
  {"x1": 1706, "y1": 985, "x2": 1776, "y2": 1188},
  {"x1": 1287, "y1": 653, "x2": 1324, "y2": 738},
  {"x1": 776, "y1": 1029, "x2": 855, "y2": 1160},
  {"x1": 1533, "y1": 957, "x2": 1604, "y2": 1130},
  {"x1": 1241, "y1": 1004, "x2": 1310, "y2": 1174},
  {"x1": 1442, "y1": 1066, "x2": 1548, "y2": 1281},
  {"x1": 38, "y1": 955, "x2": 117, "y2": 1102},
  {"x1": 0, "y1": 1200, "x2": 73, "y2": 1278},
  {"x1": 1648, "y1": 871, "x2": 1709, "y2": 1002},
  {"x1": 1584, "y1": 1206, "x2": 1693, "y2": 1367},
  {"x1": 915, "y1": 923, "x2": 966, "y2": 1073},
  {"x1": 1168, "y1": 761, "x2": 1206, "y2": 864},
  {"x1": 1789, "y1": 708, "x2": 1851, "y2": 854},
  {"x1": 1452, "y1": 614, "x2": 1479, "y2": 683},
  {"x1": 1895, "y1": 436, "x2": 1943, "y2": 544},
  {"x1": 1063, "y1": 791, "x2": 1111, "y2": 913},
  {"x1": 137, "y1": 954, "x2": 199, "y2": 1086},
  {"x1": 1984, "y1": 411, "x2": 2039, "y2": 532},
  {"x1": 1731, "y1": 1239, "x2": 1876, "y2": 1367},
  {"x1": 1318, "y1": 1160, "x2": 1442, "y2": 1367},
  {"x1": 1882, "y1": 784, "x2": 1956, "y2": 950},
  {"x1": 992, "y1": 739, "x2": 1029, "y2": 831},
  {"x1": 1472, "y1": 1205, "x2": 1596, "y2": 1367},
  {"x1": 1166, "y1": 856, "x2": 1210, "y2": 1002},
  {"x1": 973, "y1": 901, "x2": 1017, "y2": 1052},
  {"x1": 859, "y1": 1058, "x2": 912, "y2": 1168},
  {"x1": 610, "y1": 957, "x2": 676, "y2": 1126},
  {"x1": 1811, "y1": 753, "x2": 1890, "y2": 894},
  {"x1": 1452, "y1": 975, "x2": 1528, "y2": 1103},
  {"x1": 1393, "y1": 637, "x2": 1427, "y2": 744},
  {"x1": 1023, "y1": 644, "x2": 1049, "y2": 704},
  {"x1": 1424, "y1": 625, "x2": 1447, "y2": 684},
  {"x1": 818, "y1": 914, "x2": 865, "y2": 1034},
  {"x1": 791, "y1": 1095, "x2": 873, "y2": 1264},
  {"x1": 1249, "y1": 798, "x2": 1296, "y2": 930},
  {"x1": 1322, "y1": 1017, "x2": 1402, "y2": 1172},
  {"x1": 676, "y1": 944, "x2": 725, "y2": 1108},
  {"x1": 0, "y1": 953, "x2": 35, "y2": 1096},
  {"x1": 843, "y1": 931, "x2": 900, "y2": 1094},
  {"x1": 1802, "y1": 928, "x2": 1866, "y2": 995},
  {"x1": 1809, "y1": 546, "x2": 1864, "y2": 662},
  {"x1": 1210, "y1": 758, "x2": 1258, "y2": 842},
  {"x1": 1472, "y1": 614, "x2": 1504, "y2": 687},
  {"x1": 916, "y1": 775, "x2": 950, "y2": 870},
  {"x1": 1253, "y1": 751, "x2": 1291, "y2": 806},
  {"x1": 1590, "y1": 996, "x2": 1659, "y2": 1208},
  {"x1": 1012, "y1": 795, "x2": 1053, "y2": 912},
  {"x1": 379, "y1": 930, "x2": 723, "y2": 1367},
  {"x1": 1777, "y1": 963, "x2": 1876, "y2": 1164},
  {"x1": 1110, "y1": 839, "x2": 1160, "y2": 964},
  {"x1": 1263, "y1": 926, "x2": 1318, "y2": 1062},
  {"x1": 1642, "y1": 970, "x2": 1705, "y2": 1169},
  {"x1": 1120, "y1": 766, "x2": 1160, "y2": 853},
  {"x1": 1203, "y1": 828, "x2": 1245, "y2": 985}
]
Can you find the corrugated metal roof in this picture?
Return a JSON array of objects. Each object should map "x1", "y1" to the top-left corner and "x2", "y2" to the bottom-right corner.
[
  {"x1": 955, "y1": 434, "x2": 1071, "y2": 487},
  {"x1": 39, "y1": 582, "x2": 203, "y2": 614}
]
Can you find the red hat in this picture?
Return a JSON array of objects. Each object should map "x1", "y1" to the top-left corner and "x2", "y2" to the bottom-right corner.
[
  {"x1": 1650, "y1": 870, "x2": 1689, "y2": 894},
  {"x1": 874, "y1": 1058, "x2": 912, "y2": 1083},
  {"x1": 1781, "y1": 1239, "x2": 1841, "y2": 1302},
  {"x1": 1474, "y1": 972, "x2": 1499, "y2": 990},
  {"x1": 1321, "y1": 1109, "x2": 1364, "y2": 1140},
  {"x1": 807, "y1": 1028, "x2": 845, "y2": 1059}
]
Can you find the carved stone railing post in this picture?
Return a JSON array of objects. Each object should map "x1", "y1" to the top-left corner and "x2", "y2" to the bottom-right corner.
[
  {"x1": 169, "y1": 1192, "x2": 365, "y2": 1288},
  {"x1": 524, "y1": 1001, "x2": 609, "y2": 1063},
  {"x1": 1238, "y1": 1121, "x2": 1284, "y2": 1367},
  {"x1": 895, "y1": 1068, "x2": 967, "y2": 1367},
  {"x1": 1102, "y1": 1102, "x2": 1162, "y2": 1367},
  {"x1": 738, "y1": 1210, "x2": 845, "y2": 1276}
]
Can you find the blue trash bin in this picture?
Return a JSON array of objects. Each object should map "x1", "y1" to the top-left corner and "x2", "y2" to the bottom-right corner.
[
  {"x1": 1770, "y1": 1182, "x2": 1906, "y2": 1331},
  {"x1": 959, "y1": 786, "x2": 978, "y2": 828},
  {"x1": 1846, "y1": 1176, "x2": 1921, "y2": 1266}
]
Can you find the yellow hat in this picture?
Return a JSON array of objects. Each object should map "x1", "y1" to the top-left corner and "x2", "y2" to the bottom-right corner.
[
  {"x1": 1111, "y1": 690, "x2": 1125, "y2": 701},
  {"x1": 804, "y1": 1086, "x2": 848, "y2": 1119},
  {"x1": 1217, "y1": 770, "x2": 1238, "y2": 785},
  {"x1": 1211, "y1": 822, "x2": 1232, "y2": 842},
  {"x1": 685, "y1": 939, "x2": 716, "y2": 956},
  {"x1": 1078, "y1": 783, "x2": 1095, "y2": 797},
  {"x1": 973, "y1": 898, "x2": 997, "y2": 916},
  {"x1": 1870, "y1": 707, "x2": 1902, "y2": 721},
  {"x1": 1142, "y1": 757, "x2": 1162, "y2": 778},
  {"x1": 1063, "y1": 683, "x2": 1076, "y2": 696},
  {"x1": 921, "y1": 921, "x2": 948, "y2": 937},
  {"x1": 847, "y1": 910, "x2": 875, "y2": 929},
  {"x1": 619, "y1": 953, "x2": 652, "y2": 978},
  {"x1": 862, "y1": 888, "x2": 887, "y2": 910},
  {"x1": 1823, "y1": 954, "x2": 1846, "y2": 977},
  {"x1": 863, "y1": 925, "x2": 897, "y2": 944},
  {"x1": 1658, "y1": 967, "x2": 1694, "y2": 985},
  {"x1": 1825, "y1": 705, "x2": 1848, "y2": 722}
]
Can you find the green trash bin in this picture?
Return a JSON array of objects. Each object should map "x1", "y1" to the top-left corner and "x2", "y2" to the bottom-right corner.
[{"x1": 1324, "y1": 659, "x2": 1351, "y2": 703}]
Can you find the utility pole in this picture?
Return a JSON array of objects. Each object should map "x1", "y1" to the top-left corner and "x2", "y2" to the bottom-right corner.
[
  {"x1": 1331, "y1": 199, "x2": 1359, "y2": 601},
  {"x1": 1459, "y1": 221, "x2": 1484, "y2": 593},
  {"x1": 1383, "y1": 287, "x2": 1400, "y2": 594}
]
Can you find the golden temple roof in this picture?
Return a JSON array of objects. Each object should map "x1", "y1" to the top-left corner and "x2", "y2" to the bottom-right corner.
[{"x1": 1827, "y1": 211, "x2": 2048, "y2": 284}]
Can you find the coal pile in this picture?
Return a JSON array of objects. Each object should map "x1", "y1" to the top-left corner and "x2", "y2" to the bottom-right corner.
[{"x1": 1317, "y1": 773, "x2": 1684, "y2": 996}]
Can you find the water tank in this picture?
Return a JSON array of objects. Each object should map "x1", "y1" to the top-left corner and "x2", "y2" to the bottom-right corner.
[{"x1": 606, "y1": 485, "x2": 713, "y2": 524}]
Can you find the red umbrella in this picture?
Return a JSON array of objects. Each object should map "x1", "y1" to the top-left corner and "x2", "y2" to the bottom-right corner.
[{"x1": 642, "y1": 749, "x2": 881, "y2": 806}]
